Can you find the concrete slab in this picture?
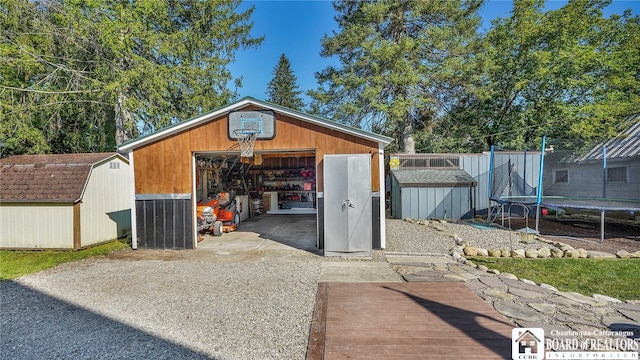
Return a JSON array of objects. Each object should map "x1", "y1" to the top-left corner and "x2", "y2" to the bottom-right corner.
[{"x1": 197, "y1": 214, "x2": 319, "y2": 253}]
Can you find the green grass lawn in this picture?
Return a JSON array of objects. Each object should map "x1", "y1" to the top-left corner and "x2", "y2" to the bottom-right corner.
[
  {"x1": 470, "y1": 257, "x2": 640, "y2": 301},
  {"x1": 0, "y1": 240, "x2": 129, "y2": 281}
]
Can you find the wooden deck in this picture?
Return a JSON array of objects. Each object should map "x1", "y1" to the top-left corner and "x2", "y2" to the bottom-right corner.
[{"x1": 307, "y1": 282, "x2": 515, "y2": 360}]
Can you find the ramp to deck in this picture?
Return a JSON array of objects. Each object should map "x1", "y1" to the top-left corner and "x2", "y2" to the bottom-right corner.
[{"x1": 307, "y1": 282, "x2": 514, "y2": 360}]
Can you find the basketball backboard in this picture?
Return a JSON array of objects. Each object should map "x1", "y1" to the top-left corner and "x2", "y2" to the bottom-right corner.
[{"x1": 228, "y1": 110, "x2": 275, "y2": 140}]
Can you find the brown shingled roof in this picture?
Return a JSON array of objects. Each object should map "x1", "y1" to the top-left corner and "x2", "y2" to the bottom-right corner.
[{"x1": 1, "y1": 153, "x2": 122, "y2": 203}]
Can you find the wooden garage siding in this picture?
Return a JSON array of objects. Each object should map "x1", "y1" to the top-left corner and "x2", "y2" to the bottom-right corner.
[{"x1": 133, "y1": 107, "x2": 381, "y2": 194}]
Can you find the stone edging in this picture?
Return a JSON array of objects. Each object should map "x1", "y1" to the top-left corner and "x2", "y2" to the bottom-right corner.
[
  {"x1": 453, "y1": 231, "x2": 640, "y2": 260},
  {"x1": 402, "y1": 217, "x2": 640, "y2": 304},
  {"x1": 402, "y1": 217, "x2": 640, "y2": 259}
]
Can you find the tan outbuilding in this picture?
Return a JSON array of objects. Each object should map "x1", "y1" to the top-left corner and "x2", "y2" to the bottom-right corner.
[
  {"x1": 0, "y1": 153, "x2": 131, "y2": 249},
  {"x1": 118, "y1": 97, "x2": 393, "y2": 253}
]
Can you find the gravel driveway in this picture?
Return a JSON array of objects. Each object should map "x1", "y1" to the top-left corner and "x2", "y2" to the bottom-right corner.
[
  {"x1": 2, "y1": 250, "x2": 323, "y2": 360},
  {"x1": 1, "y1": 217, "x2": 547, "y2": 360}
]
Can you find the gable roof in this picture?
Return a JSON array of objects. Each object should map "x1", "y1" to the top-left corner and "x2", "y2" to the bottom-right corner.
[
  {"x1": 392, "y1": 169, "x2": 477, "y2": 188},
  {"x1": 118, "y1": 97, "x2": 394, "y2": 152},
  {"x1": 0, "y1": 153, "x2": 127, "y2": 203}
]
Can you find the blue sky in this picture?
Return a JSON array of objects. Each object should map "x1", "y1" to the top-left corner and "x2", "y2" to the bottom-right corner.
[{"x1": 228, "y1": 1, "x2": 639, "y2": 104}]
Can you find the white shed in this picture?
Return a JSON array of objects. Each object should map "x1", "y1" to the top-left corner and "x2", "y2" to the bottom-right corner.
[{"x1": 0, "y1": 153, "x2": 131, "y2": 249}]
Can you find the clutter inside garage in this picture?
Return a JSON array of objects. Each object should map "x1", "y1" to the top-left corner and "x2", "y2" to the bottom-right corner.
[{"x1": 196, "y1": 152, "x2": 317, "y2": 222}]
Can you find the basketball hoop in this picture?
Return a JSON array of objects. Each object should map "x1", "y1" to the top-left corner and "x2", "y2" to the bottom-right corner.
[{"x1": 233, "y1": 129, "x2": 259, "y2": 158}]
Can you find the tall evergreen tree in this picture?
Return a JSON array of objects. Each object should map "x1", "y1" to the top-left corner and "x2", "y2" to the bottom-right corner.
[
  {"x1": 309, "y1": 0, "x2": 483, "y2": 153},
  {"x1": 266, "y1": 54, "x2": 305, "y2": 110},
  {"x1": 0, "y1": 0, "x2": 263, "y2": 156}
]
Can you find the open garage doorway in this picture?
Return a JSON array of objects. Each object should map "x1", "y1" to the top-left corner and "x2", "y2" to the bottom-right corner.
[{"x1": 193, "y1": 151, "x2": 319, "y2": 252}]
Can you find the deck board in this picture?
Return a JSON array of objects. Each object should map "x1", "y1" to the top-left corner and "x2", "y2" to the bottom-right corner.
[{"x1": 307, "y1": 282, "x2": 515, "y2": 359}]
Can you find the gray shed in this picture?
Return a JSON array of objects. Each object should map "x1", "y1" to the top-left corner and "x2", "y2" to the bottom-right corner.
[{"x1": 390, "y1": 169, "x2": 477, "y2": 220}]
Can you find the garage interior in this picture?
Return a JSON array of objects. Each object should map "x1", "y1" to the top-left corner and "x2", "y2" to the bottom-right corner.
[
  {"x1": 194, "y1": 150, "x2": 319, "y2": 249},
  {"x1": 195, "y1": 152, "x2": 317, "y2": 216}
]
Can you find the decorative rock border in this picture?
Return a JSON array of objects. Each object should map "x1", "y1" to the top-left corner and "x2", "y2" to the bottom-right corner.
[
  {"x1": 402, "y1": 217, "x2": 640, "y2": 259},
  {"x1": 401, "y1": 218, "x2": 640, "y2": 304},
  {"x1": 454, "y1": 234, "x2": 640, "y2": 260},
  {"x1": 403, "y1": 218, "x2": 640, "y2": 259}
]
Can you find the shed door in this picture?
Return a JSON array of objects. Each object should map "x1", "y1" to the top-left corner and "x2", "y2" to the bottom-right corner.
[{"x1": 323, "y1": 154, "x2": 372, "y2": 256}]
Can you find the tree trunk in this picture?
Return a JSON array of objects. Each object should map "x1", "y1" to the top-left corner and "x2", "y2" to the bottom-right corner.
[
  {"x1": 400, "y1": 118, "x2": 416, "y2": 154},
  {"x1": 114, "y1": 93, "x2": 134, "y2": 145}
]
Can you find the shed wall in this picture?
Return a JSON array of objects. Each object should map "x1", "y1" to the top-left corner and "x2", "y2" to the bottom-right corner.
[
  {"x1": 544, "y1": 158, "x2": 640, "y2": 199},
  {"x1": 390, "y1": 152, "x2": 541, "y2": 219},
  {"x1": 399, "y1": 186, "x2": 474, "y2": 219},
  {"x1": 80, "y1": 158, "x2": 132, "y2": 247},
  {"x1": 0, "y1": 205, "x2": 74, "y2": 249},
  {"x1": 390, "y1": 175, "x2": 401, "y2": 218},
  {"x1": 459, "y1": 154, "x2": 489, "y2": 211}
]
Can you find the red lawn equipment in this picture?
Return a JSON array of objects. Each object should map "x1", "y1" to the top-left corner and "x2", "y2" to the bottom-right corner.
[{"x1": 196, "y1": 191, "x2": 240, "y2": 236}]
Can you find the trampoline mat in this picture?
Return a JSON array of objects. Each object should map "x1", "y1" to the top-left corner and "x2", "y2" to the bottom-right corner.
[{"x1": 491, "y1": 196, "x2": 640, "y2": 212}]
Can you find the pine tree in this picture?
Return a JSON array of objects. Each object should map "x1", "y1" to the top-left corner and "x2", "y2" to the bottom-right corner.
[
  {"x1": 309, "y1": 0, "x2": 483, "y2": 153},
  {"x1": 266, "y1": 54, "x2": 305, "y2": 110}
]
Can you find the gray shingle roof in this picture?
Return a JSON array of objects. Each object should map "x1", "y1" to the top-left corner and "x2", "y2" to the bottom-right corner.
[
  {"x1": 392, "y1": 169, "x2": 477, "y2": 188},
  {"x1": 1, "y1": 153, "x2": 122, "y2": 203}
]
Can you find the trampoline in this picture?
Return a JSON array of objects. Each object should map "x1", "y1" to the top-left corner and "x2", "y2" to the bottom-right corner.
[
  {"x1": 487, "y1": 134, "x2": 640, "y2": 242},
  {"x1": 490, "y1": 195, "x2": 640, "y2": 242},
  {"x1": 491, "y1": 195, "x2": 640, "y2": 213}
]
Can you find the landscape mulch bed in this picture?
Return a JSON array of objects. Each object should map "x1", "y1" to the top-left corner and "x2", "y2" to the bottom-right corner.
[{"x1": 491, "y1": 217, "x2": 640, "y2": 254}]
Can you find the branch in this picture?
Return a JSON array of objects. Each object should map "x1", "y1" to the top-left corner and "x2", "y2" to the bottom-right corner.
[
  {"x1": 0, "y1": 85, "x2": 100, "y2": 94},
  {"x1": 1, "y1": 99, "x2": 111, "y2": 116}
]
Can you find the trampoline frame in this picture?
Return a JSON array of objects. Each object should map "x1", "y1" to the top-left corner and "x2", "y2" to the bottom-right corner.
[{"x1": 488, "y1": 137, "x2": 640, "y2": 242}]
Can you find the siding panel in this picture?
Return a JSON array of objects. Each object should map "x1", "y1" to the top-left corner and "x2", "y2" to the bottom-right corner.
[
  {"x1": 81, "y1": 157, "x2": 131, "y2": 247},
  {"x1": 1, "y1": 205, "x2": 74, "y2": 249},
  {"x1": 135, "y1": 198, "x2": 193, "y2": 249}
]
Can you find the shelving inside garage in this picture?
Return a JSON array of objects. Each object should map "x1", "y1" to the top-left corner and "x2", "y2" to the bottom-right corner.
[
  {"x1": 249, "y1": 153, "x2": 316, "y2": 214},
  {"x1": 195, "y1": 152, "x2": 317, "y2": 216}
]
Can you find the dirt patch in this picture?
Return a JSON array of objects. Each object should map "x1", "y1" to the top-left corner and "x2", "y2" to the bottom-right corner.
[{"x1": 493, "y1": 217, "x2": 640, "y2": 253}]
